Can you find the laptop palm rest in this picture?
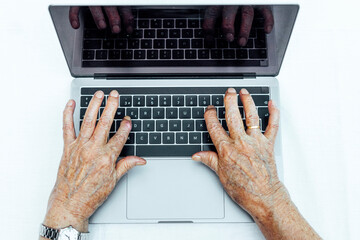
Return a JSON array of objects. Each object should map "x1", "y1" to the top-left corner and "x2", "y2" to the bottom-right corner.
[{"x1": 127, "y1": 159, "x2": 225, "y2": 220}]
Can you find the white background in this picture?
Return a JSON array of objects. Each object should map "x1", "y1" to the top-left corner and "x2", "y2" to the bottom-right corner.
[{"x1": 0, "y1": 0, "x2": 359, "y2": 239}]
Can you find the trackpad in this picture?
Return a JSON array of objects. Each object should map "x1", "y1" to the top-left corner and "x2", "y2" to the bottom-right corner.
[{"x1": 127, "y1": 160, "x2": 224, "y2": 220}]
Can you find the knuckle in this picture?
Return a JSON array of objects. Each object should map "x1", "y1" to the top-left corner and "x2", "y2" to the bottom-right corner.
[
  {"x1": 98, "y1": 117, "x2": 111, "y2": 128},
  {"x1": 114, "y1": 132, "x2": 128, "y2": 144},
  {"x1": 246, "y1": 113, "x2": 259, "y2": 121},
  {"x1": 82, "y1": 119, "x2": 93, "y2": 128}
]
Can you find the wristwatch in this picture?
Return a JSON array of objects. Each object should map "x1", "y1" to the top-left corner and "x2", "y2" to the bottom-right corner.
[{"x1": 39, "y1": 224, "x2": 89, "y2": 240}]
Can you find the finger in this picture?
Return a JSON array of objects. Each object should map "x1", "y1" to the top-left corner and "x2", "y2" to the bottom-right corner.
[
  {"x1": 115, "y1": 156, "x2": 146, "y2": 181},
  {"x1": 222, "y1": 6, "x2": 239, "y2": 42},
  {"x1": 264, "y1": 100, "x2": 280, "y2": 143},
  {"x1": 239, "y1": 88, "x2": 261, "y2": 136},
  {"x1": 69, "y1": 7, "x2": 80, "y2": 29},
  {"x1": 79, "y1": 91, "x2": 104, "y2": 141},
  {"x1": 92, "y1": 90, "x2": 119, "y2": 144},
  {"x1": 89, "y1": 6, "x2": 106, "y2": 29},
  {"x1": 107, "y1": 116, "x2": 132, "y2": 156},
  {"x1": 192, "y1": 151, "x2": 219, "y2": 173},
  {"x1": 63, "y1": 99, "x2": 76, "y2": 145},
  {"x1": 224, "y1": 88, "x2": 246, "y2": 139},
  {"x1": 238, "y1": 6, "x2": 254, "y2": 46},
  {"x1": 203, "y1": 6, "x2": 222, "y2": 41},
  {"x1": 204, "y1": 105, "x2": 230, "y2": 149},
  {"x1": 104, "y1": 6, "x2": 121, "y2": 33},
  {"x1": 119, "y1": 7, "x2": 135, "y2": 34},
  {"x1": 260, "y1": 7, "x2": 274, "y2": 33}
]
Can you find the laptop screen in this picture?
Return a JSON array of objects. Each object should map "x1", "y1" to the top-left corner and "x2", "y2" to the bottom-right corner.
[{"x1": 49, "y1": 5, "x2": 299, "y2": 77}]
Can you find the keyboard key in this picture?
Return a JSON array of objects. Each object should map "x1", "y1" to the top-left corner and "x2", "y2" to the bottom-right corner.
[
  {"x1": 221, "y1": 120, "x2": 228, "y2": 131},
  {"x1": 182, "y1": 29, "x2": 193, "y2": 38},
  {"x1": 252, "y1": 95, "x2": 269, "y2": 106},
  {"x1": 223, "y1": 49, "x2": 236, "y2": 59},
  {"x1": 166, "y1": 108, "x2": 178, "y2": 119},
  {"x1": 211, "y1": 49, "x2": 222, "y2": 59},
  {"x1": 134, "y1": 50, "x2": 146, "y2": 59},
  {"x1": 179, "y1": 39, "x2": 191, "y2": 48},
  {"x1": 198, "y1": 49, "x2": 210, "y2": 59},
  {"x1": 196, "y1": 120, "x2": 207, "y2": 131},
  {"x1": 166, "y1": 39, "x2": 178, "y2": 48},
  {"x1": 147, "y1": 50, "x2": 159, "y2": 59},
  {"x1": 169, "y1": 29, "x2": 180, "y2": 38},
  {"x1": 236, "y1": 49, "x2": 248, "y2": 59},
  {"x1": 114, "y1": 108, "x2": 126, "y2": 119},
  {"x1": 81, "y1": 96, "x2": 92, "y2": 107},
  {"x1": 140, "y1": 108, "x2": 152, "y2": 119},
  {"x1": 126, "y1": 108, "x2": 138, "y2": 119},
  {"x1": 159, "y1": 96, "x2": 171, "y2": 106},
  {"x1": 126, "y1": 133, "x2": 135, "y2": 144},
  {"x1": 163, "y1": 19, "x2": 174, "y2": 28},
  {"x1": 179, "y1": 108, "x2": 191, "y2": 118},
  {"x1": 154, "y1": 39, "x2": 165, "y2": 49},
  {"x1": 199, "y1": 95, "x2": 210, "y2": 106},
  {"x1": 218, "y1": 107, "x2": 226, "y2": 118},
  {"x1": 173, "y1": 96, "x2": 184, "y2": 106},
  {"x1": 186, "y1": 95, "x2": 197, "y2": 106},
  {"x1": 136, "y1": 133, "x2": 148, "y2": 144},
  {"x1": 212, "y1": 95, "x2": 223, "y2": 106},
  {"x1": 204, "y1": 39, "x2": 216, "y2": 48},
  {"x1": 133, "y1": 96, "x2": 145, "y2": 106},
  {"x1": 217, "y1": 39, "x2": 228, "y2": 48},
  {"x1": 108, "y1": 50, "x2": 120, "y2": 59},
  {"x1": 157, "y1": 29, "x2": 168, "y2": 38},
  {"x1": 189, "y1": 132, "x2": 201, "y2": 144},
  {"x1": 121, "y1": 50, "x2": 133, "y2": 59},
  {"x1": 249, "y1": 49, "x2": 267, "y2": 59},
  {"x1": 262, "y1": 116, "x2": 269, "y2": 131},
  {"x1": 83, "y1": 40, "x2": 101, "y2": 49},
  {"x1": 103, "y1": 40, "x2": 114, "y2": 49},
  {"x1": 239, "y1": 107, "x2": 244, "y2": 117},
  {"x1": 202, "y1": 132, "x2": 213, "y2": 143},
  {"x1": 153, "y1": 108, "x2": 165, "y2": 119},
  {"x1": 160, "y1": 50, "x2": 171, "y2": 59},
  {"x1": 141, "y1": 40, "x2": 152, "y2": 49},
  {"x1": 119, "y1": 146, "x2": 135, "y2": 157},
  {"x1": 146, "y1": 96, "x2": 158, "y2": 106},
  {"x1": 194, "y1": 29, "x2": 204, "y2": 38},
  {"x1": 185, "y1": 50, "x2": 196, "y2": 59},
  {"x1": 128, "y1": 39, "x2": 140, "y2": 49},
  {"x1": 176, "y1": 19, "x2": 187, "y2": 28},
  {"x1": 192, "y1": 108, "x2": 204, "y2": 119},
  {"x1": 172, "y1": 50, "x2": 184, "y2": 59},
  {"x1": 96, "y1": 50, "x2": 107, "y2": 59},
  {"x1": 138, "y1": 20, "x2": 149, "y2": 28},
  {"x1": 176, "y1": 132, "x2": 188, "y2": 144},
  {"x1": 83, "y1": 50, "x2": 95, "y2": 60},
  {"x1": 137, "y1": 145, "x2": 201, "y2": 157},
  {"x1": 115, "y1": 39, "x2": 127, "y2": 49},
  {"x1": 144, "y1": 29, "x2": 156, "y2": 38},
  {"x1": 120, "y1": 96, "x2": 132, "y2": 106},
  {"x1": 143, "y1": 120, "x2": 155, "y2": 131},
  {"x1": 132, "y1": 120, "x2": 142, "y2": 131},
  {"x1": 156, "y1": 120, "x2": 168, "y2": 131},
  {"x1": 169, "y1": 120, "x2": 181, "y2": 131},
  {"x1": 149, "y1": 133, "x2": 161, "y2": 144},
  {"x1": 192, "y1": 39, "x2": 203, "y2": 48},
  {"x1": 80, "y1": 108, "x2": 86, "y2": 119},
  {"x1": 183, "y1": 120, "x2": 194, "y2": 131},
  {"x1": 188, "y1": 19, "x2": 199, "y2": 28},
  {"x1": 258, "y1": 107, "x2": 269, "y2": 118},
  {"x1": 163, "y1": 133, "x2": 175, "y2": 144},
  {"x1": 151, "y1": 19, "x2": 162, "y2": 28},
  {"x1": 202, "y1": 144, "x2": 216, "y2": 152}
]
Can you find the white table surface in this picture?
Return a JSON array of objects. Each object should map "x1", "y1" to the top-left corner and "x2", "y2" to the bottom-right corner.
[{"x1": 0, "y1": 0, "x2": 359, "y2": 239}]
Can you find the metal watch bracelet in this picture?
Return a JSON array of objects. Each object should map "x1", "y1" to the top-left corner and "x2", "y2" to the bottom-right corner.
[{"x1": 39, "y1": 224, "x2": 89, "y2": 240}]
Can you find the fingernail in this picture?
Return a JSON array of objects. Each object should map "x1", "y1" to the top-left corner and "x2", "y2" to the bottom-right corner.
[
  {"x1": 71, "y1": 20, "x2": 79, "y2": 28},
  {"x1": 99, "y1": 20, "x2": 106, "y2": 29},
  {"x1": 227, "y1": 88, "x2": 236, "y2": 93},
  {"x1": 240, "y1": 88, "x2": 249, "y2": 95},
  {"x1": 192, "y1": 155, "x2": 201, "y2": 161},
  {"x1": 112, "y1": 25, "x2": 120, "y2": 33},
  {"x1": 124, "y1": 116, "x2": 131, "y2": 121},
  {"x1": 239, "y1": 37, "x2": 247, "y2": 46},
  {"x1": 226, "y1": 33, "x2": 234, "y2": 42},
  {"x1": 110, "y1": 90, "x2": 119, "y2": 97},
  {"x1": 136, "y1": 159, "x2": 146, "y2": 165},
  {"x1": 66, "y1": 100, "x2": 73, "y2": 106},
  {"x1": 206, "y1": 105, "x2": 215, "y2": 111},
  {"x1": 95, "y1": 91, "x2": 104, "y2": 98},
  {"x1": 265, "y1": 25, "x2": 273, "y2": 33}
]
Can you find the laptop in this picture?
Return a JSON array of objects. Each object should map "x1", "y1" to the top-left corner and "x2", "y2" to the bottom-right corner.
[{"x1": 49, "y1": 4, "x2": 298, "y2": 224}]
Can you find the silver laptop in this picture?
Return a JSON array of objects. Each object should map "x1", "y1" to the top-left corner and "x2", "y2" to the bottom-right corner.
[{"x1": 49, "y1": 4, "x2": 298, "y2": 224}]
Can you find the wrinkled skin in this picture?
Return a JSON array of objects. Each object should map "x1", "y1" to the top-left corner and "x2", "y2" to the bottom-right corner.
[{"x1": 42, "y1": 90, "x2": 145, "y2": 233}]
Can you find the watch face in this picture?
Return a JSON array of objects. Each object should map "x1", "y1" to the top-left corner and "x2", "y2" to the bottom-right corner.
[{"x1": 58, "y1": 226, "x2": 79, "y2": 240}]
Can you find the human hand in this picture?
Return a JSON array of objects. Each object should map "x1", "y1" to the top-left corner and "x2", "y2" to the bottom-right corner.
[
  {"x1": 42, "y1": 90, "x2": 146, "y2": 232},
  {"x1": 69, "y1": 6, "x2": 135, "y2": 34},
  {"x1": 203, "y1": 6, "x2": 274, "y2": 46},
  {"x1": 192, "y1": 88, "x2": 287, "y2": 219}
]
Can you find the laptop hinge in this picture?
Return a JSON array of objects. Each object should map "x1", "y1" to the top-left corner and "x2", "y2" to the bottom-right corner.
[{"x1": 94, "y1": 73, "x2": 257, "y2": 80}]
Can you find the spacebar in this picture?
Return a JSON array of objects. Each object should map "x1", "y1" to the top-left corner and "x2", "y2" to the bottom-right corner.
[{"x1": 136, "y1": 145, "x2": 201, "y2": 157}]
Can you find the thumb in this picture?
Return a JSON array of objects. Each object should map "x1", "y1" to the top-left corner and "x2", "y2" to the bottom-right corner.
[
  {"x1": 192, "y1": 151, "x2": 219, "y2": 173},
  {"x1": 115, "y1": 156, "x2": 146, "y2": 181}
]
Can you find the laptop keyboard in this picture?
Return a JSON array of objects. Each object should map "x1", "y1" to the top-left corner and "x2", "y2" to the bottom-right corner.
[
  {"x1": 82, "y1": 8, "x2": 269, "y2": 68},
  {"x1": 80, "y1": 87, "x2": 270, "y2": 157}
]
